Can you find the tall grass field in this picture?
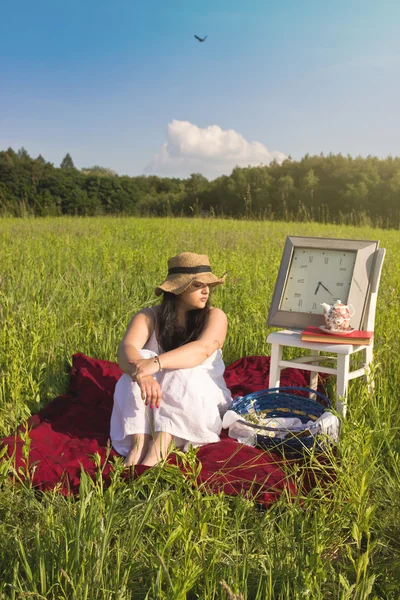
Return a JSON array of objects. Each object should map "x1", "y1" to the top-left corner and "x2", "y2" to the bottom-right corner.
[{"x1": 1, "y1": 217, "x2": 400, "y2": 599}]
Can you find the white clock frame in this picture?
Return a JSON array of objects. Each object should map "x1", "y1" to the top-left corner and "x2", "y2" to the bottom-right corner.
[{"x1": 267, "y1": 236, "x2": 379, "y2": 330}]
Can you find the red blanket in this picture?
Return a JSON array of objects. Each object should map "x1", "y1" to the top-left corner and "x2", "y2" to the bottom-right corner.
[{"x1": 1, "y1": 354, "x2": 312, "y2": 505}]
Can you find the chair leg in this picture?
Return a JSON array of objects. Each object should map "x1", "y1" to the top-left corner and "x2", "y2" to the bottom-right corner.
[
  {"x1": 269, "y1": 344, "x2": 283, "y2": 389},
  {"x1": 336, "y1": 354, "x2": 350, "y2": 417},
  {"x1": 364, "y1": 343, "x2": 374, "y2": 394},
  {"x1": 309, "y1": 350, "x2": 320, "y2": 398}
]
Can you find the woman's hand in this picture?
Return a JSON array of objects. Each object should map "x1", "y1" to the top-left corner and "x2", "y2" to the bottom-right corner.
[
  {"x1": 129, "y1": 357, "x2": 160, "y2": 379},
  {"x1": 135, "y1": 375, "x2": 162, "y2": 409}
]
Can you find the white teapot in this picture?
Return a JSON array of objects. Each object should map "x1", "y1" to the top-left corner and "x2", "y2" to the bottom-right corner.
[{"x1": 321, "y1": 300, "x2": 355, "y2": 331}]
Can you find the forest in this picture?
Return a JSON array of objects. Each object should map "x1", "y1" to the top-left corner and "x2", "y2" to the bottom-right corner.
[{"x1": 1, "y1": 147, "x2": 400, "y2": 227}]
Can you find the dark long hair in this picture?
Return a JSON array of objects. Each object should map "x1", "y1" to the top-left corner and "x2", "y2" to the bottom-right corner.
[{"x1": 157, "y1": 292, "x2": 210, "y2": 352}]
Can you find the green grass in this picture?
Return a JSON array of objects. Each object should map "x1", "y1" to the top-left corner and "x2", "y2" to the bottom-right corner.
[{"x1": 1, "y1": 216, "x2": 400, "y2": 599}]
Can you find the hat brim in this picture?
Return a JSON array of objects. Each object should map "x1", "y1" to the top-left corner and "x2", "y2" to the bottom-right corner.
[{"x1": 155, "y1": 273, "x2": 226, "y2": 296}]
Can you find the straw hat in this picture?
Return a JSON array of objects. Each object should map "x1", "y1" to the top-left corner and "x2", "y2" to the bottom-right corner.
[{"x1": 155, "y1": 252, "x2": 226, "y2": 296}]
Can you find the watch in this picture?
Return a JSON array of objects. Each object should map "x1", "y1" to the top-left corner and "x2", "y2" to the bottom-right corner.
[{"x1": 267, "y1": 236, "x2": 379, "y2": 330}]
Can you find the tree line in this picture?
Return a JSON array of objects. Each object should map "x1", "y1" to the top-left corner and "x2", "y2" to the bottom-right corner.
[{"x1": 1, "y1": 147, "x2": 400, "y2": 227}]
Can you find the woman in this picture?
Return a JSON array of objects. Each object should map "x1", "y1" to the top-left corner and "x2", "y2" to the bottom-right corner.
[{"x1": 110, "y1": 252, "x2": 232, "y2": 467}]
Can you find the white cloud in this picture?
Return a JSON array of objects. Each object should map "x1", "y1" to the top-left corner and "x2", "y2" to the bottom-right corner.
[{"x1": 144, "y1": 120, "x2": 287, "y2": 179}]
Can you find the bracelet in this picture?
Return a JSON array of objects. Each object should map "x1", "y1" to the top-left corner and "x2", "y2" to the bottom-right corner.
[{"x1": 153, "y1": 355, "x2": 162, "y2": 372}]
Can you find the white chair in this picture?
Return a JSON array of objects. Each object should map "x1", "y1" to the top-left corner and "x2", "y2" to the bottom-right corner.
[{"x1": 266, "y1": 249, "x2": 386, "y2": 416}]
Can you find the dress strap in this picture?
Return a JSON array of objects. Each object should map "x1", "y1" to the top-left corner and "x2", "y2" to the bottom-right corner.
[
  {"x1": 149, "y1": 306, "x2": 158, "y2": 329},
  {"x1": 148, "y1": 307, "x2": 162, "y2": 354}
]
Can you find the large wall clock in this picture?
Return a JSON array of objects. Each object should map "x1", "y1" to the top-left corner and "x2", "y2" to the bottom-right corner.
[{"x1": 267, "y1": 236, "x2": 379, "y2": 330}]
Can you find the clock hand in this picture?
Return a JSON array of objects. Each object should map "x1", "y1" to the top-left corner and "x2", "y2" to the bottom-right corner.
[
  {"x1": 314, "y1": 282, "x2": 321, "y2": 295},
  {"x1": 319, "y1": 282, "x2": 333, "y2": 296}
]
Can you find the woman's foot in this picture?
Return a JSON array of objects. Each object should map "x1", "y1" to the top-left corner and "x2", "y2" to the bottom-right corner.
[
  {"x1": 141, "y1": 432, "x2": 173, "y2": 466},
  {"x1": 124, "y1": 433, "x2": 151, "y2": 467}
]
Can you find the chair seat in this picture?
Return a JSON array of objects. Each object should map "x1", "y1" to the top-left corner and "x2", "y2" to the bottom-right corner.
[{"x1": 267, "y1": 330, "x2": 368, "y2": 355}]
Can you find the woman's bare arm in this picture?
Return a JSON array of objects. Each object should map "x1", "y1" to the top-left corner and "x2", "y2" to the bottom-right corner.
[
  {"x1": 118, "y1": 308, "x2": 163, "y2": 408},
  {"x1": 161, "y1": 307, "x2": 227, "y2": 368},
  {"x1": 130, "y1": 307, "x2": 228, "y2": 378},
  {"x1": 117, "y1": 309, "x2": 155, "y2": 374}
]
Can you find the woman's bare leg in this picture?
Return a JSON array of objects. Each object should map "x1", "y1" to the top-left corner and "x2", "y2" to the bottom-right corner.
[
  {"x1": 140, "y1": 432, "x2": 173, "y2": 467},
  {"x1": 124, "y1": 433, "x2": 151, "y2": 467}
]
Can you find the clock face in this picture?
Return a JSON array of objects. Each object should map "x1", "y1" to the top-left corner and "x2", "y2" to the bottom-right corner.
[{"x1": 279, "y1": 248, "x2": 357, "y2": 314}]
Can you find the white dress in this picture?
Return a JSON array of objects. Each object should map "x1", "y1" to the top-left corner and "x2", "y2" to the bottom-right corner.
[{"x1": 110, "y1": 314, "x2": 233, "y2": 456}]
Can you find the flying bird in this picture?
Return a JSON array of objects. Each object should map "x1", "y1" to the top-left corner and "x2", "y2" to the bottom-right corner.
[{"x1": 194, "y1": 34, "x2": 208, "y2": 42}]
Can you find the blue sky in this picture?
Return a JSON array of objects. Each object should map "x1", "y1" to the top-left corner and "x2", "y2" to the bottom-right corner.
[{"x1": 1, "y1": 0, "x2": 400, "y2": 178}]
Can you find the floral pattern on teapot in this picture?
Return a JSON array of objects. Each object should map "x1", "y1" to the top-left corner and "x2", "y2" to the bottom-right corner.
[{"x1": 321, "y1": 300, "x2": 355, "y2": 331}]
